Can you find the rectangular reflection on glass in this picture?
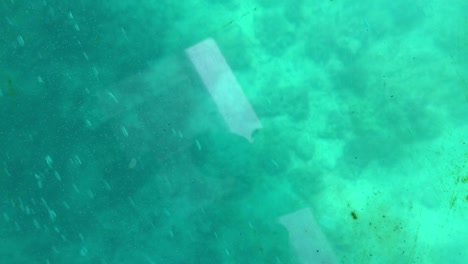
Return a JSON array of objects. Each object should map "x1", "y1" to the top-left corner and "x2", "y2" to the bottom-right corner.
[
  {"x1": 186, "y1": 38, "x2": 262, "y2": 142},
  {"x1": 279, "y1": 208, "x2": 338, "y2": 264}
]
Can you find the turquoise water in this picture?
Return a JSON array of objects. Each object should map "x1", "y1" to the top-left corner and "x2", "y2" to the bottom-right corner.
[{"x1": 1, "y1": 1, "x2": 467, "y2": 263}]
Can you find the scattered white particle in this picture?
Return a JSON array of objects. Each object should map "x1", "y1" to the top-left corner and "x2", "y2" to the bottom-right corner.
[
  {"x1": 3, "y1": 165, "x2": 11, "y2": 176},
  {"x1": 178, "y1": 130, "x2": 183, "y2": 138},
  {"x1": 78, "y1": 233, "x2": 84, "y2": 242},
  {"x1": 45, "y1": 155, "x2": 53, "y2": 168},
  {"x1": 72, "y1": 184, "x2": 80, "y2": 193},
  {"x1": 6, "y1": 17, "x2": 15, "y2": 26},
  {"x1": 142, "y1": 254, "x2": 156, "y2": 264},
  {"x1": 129, "y1": 158, "x2": 137, "y2": 169},
  {"x1": 62, "y1": 201, "x2": 70, "y2": 210},
  {"x1": 195, "y1": 140, "x2": 201, "y2": 151},
  {"x1": 121, "y1": 27, "x2": 128, "y2": 41},
  {"x1": 3, "y1": 212, "x2": 9, "y2": 222},
  {"x1": 85, "y1": 119, "x2": 92, "y2": 127},
  {"x1": 163, "y1": 208, "x2": 171, "y2": 216},
  {"x1": 68, "y1": 12, "x2": 73, "y2": 19},
  {"x1": 74, "y1": 23, "x2": 80, "y2": 31},
  {"x1": 19, "y1": 198, "x2": 24, "y2": 212},
  {"x1": 33, "y1": 219, "x2": 40, "y2": 230},
  {"x1": 168, "y1": 229, "x2": 174, "y2": 238},
  {"x1": 46, "y1": 259, "x2": 51, "y2": 264},
  {"x1": 249, "y1": 221, "x2": 253, "y2": 229},
  {"x1": 40, "y1": 197, "x2": 49, "y2": 208},
  {"x1": 37, "y1": 76, "x2": 43, "y2": 83},
  {"x1": 163, "y1": 175, "x2": 170, "y2": 186},
  {"x1": 38, "y1": 181, "x2": 43, "y2": 189},
  {"x1": 17, "y1": 35, "x2": 25, "y2": 46},
  {"x1": 102, "y1": 180, "x2": 111, "y2": 191},
  {"x1": 60, "y1": 234, "x2": 67, "y2": 241},
  {"x1": 225, "y1": 249, "x2": 230, "y2": 256},
  {"x1": 214, "y1": 232, "x2": 218, "y2": 239},
  {"x1": 271, "y1": 159, "x2": 279, "y2": 168},
  {"x1": 121, "y1": 126, "x2": 128, "y2": 137},
  {"x1": 79, "y1": 246, "x2": 88, "y2": 257},
  {"x1": 54, "y1": 171, "x2": 62, "y2": 181},
  {"x1": 52, "y1": 246, "x2": 59, "y2": 254},
  {"x1": 82, "y1": 52, "x2": 89, "y2": 60},
  {"x1": 106, "y1": 90, "x2": 118, "y2": 103},
  {"x1": 48, "y1": 209, "x2": 57, "y2": 222},
  {"x1": 92, "y1": 67, "x2": 99, "y2": 78},
  {"x1": 25, "y1": 206, "x2": 31, "y2": 215},
  {"x1": 87, "y1": 190, "x2": 95, "y2": 199},
  {"x1": 53, "y1": 226, "x2": 60, "y2": 233},
  {"x1": 14, "y1": 221, "x2": 21, "y2": 232},
  {"x1": 188, "y1": 231, "x2": 195, "y2": 242},
  {"x1": 128, "y1": 197, "x2": 136, "y2": 208},
  {"x1": 73, "y1": 155, "x2": 82, "y2": 165}
]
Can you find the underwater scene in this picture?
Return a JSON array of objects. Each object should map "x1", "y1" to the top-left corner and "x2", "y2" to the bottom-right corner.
[{"x1": 0, "y1": 0, "x2": 467, "y2": 263}]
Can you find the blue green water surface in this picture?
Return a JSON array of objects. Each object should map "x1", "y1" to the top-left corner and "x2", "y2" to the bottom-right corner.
[{"x1": 1, "y1": 0, "x2": 467, "y2": 263}]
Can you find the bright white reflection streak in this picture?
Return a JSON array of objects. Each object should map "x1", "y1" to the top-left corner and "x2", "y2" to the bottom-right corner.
[
  {"x1": 186, "y1": 38, "x2": 261, "y2": 142},
  {"x1": 279, "y1": 208, "x2": 338, "y2": 264}
]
